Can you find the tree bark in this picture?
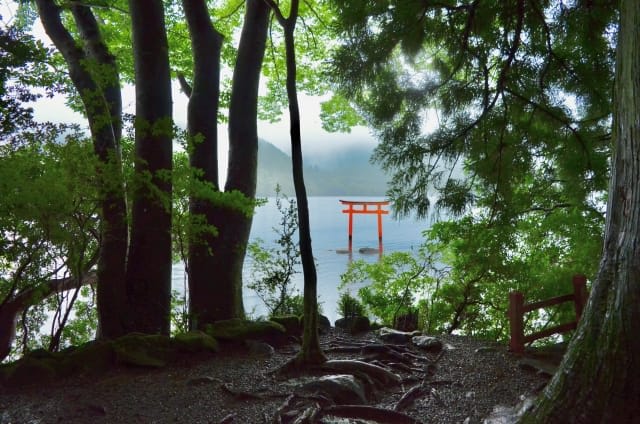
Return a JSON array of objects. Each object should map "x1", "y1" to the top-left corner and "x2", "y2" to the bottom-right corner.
[
  {"x1": 285, "y1": 3, "x2": 325, "y2": 366},
  {"x1": 70, "y1": 4, "x2": 123, "y2": 143},
  {"x1": 265, "y1": 0, "x2": 326, "y2": 364},
  {"x1": 125, "y1": 0, "x2": 173, "y2": 335},
  {"x1": 521, "y1": 1, "x2": 640, "y2": 422},
  {"x1": 181, "y1": 0, "x2": 225, "y2": 330},
  {"x1": 199, "y1": 0, "x2": 270, "y2": 324},
  {"x1": 35, "y1": 0, "x2": 128, "y2": 338}
]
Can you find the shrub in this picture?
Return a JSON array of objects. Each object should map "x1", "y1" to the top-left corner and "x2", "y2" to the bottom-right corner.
[
  {"x1": 338, "y1": 292, "x2": 365, "y2": 319},
  {"x1": 340, "y1": 251, "x2": 435, "y2": 328},
  {"x1": 247, "y1": 186, "x2": 302, "y2": 317}
]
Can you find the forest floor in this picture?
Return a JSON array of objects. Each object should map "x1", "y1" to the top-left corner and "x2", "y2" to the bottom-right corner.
[{"x1": 0, "y1": 328, "x2": 561, "y2": 424}]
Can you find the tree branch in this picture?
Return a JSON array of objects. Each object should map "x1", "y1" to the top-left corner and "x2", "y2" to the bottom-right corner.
[
  {"x1": 218, "y1": 0, "x2": 246, "y2": 21},
  {"x1": 35, "y1": 0, "x2": 116, "y2": 158},
  {"x1": 504, "y1": 87, "x2": 592, "y2": 164},
  {"x1": 176, "y1": 72, "x2": 192, "y2": 97},
  {"x1": 262, "y1": 0, "x2": 286, "y2": 26},
  {"x1": 70, "y1": 2, "x2": 122, "y2": 141},
  {"x1": 301, "y1": 0, "x2": 327, "y2": 28},
  {"x1": 66, "y1": 0, "x2": 128, "y2": 14},
  {"x1": 0, "y1": 270, "x2": 97, "y2": 361}
]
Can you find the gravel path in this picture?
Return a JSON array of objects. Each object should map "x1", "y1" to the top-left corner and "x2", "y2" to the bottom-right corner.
[{"x1": 0, "y1": 330, "x2": 551, "y2": 424}]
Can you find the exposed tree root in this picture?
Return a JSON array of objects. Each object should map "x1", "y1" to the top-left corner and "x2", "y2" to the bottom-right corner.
[
  {"x1": 274, "y1": 393, "x2": 296, "y2": 419},
  {"x1": 269, "y1": 335, "x2": 450, "y2": 423},
  {"x1": 217, "y1": 413, "x2": 236, "y2": 424},
  {"x1": 220, "y1": 383, "x2": 288, "y2": 401},
  {"x1": 271, "y1": 393, "x2": 334, "y2": 423},
  {"x1": 430, "y1": 387, "x2": 444, "y2": 406},
  {"x1": 270, "y1": 351, "x2": 328, "y2": 379},
  {"x1": 391, "y1": 346, "x2": 449, "y2": 412},
  {"x1": 319, "y1": 405, "x2": 424, "y2": 424},
  {"x1": 362, "y1": 344, "x2": 415, "y2": 364},
  {"x1": 320, "y1": 359, "x2": 402, "y2": 385},
  {"x1": 221, "y1": 382, "x2": 266, "y2": 400},
  {"x1": 386, "y1": 361, "x2": 425, "y2": 374},
  {"x1": 395, "y1": 384, "x2": 431, "y2": 412},
  {"x1": 323, "y1": 346, "x2": 362, "y2": 354},
  {"x1": 292, "y1": 404, "x2": 321, "y2": 423},
  {"x1": 331, "y1": 335, "x2": 376, "y2": 345}
]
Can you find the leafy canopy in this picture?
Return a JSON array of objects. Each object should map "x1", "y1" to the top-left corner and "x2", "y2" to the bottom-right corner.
[
  {"x1": 331, "y1": 0, "x2": 615, "y2": 340},
  {"x1": 331, "y1": 0, "x2": 614, "y2": 219}
]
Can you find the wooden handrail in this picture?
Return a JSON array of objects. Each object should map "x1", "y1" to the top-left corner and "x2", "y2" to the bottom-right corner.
[
  {"x1": 508, "y1": 274, "x2": 588, "y2": 354},
  {"x1": 523, "y1": 293, "x2": 575, "y2": 312},
  {"x1": 523, "y1": 322, "x2": 577, "y2": 344}
]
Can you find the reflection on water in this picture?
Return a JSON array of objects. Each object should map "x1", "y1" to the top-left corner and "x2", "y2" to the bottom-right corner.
[{"x1": 172, "y1": 196, "x2": 431, "y2": 324}]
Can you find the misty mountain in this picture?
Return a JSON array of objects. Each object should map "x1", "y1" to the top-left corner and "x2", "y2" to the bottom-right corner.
[{"x1": 256, "y1": 139, "x2": 389, "y2": 197}]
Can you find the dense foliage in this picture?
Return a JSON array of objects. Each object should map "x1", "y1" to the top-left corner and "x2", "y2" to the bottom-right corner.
[
  {"x1": 1, "y1": 18, "x2": 100, "y2": 358},
  {"x1": 0, "y1": 23, "x2": 39, "y2": 134},
  {"x1": 330, "y1": 0, "x2": 614, "y2": 343},
  {"x1": 0, "y1": 128, "x2": 100, "y2": 358},
  {"x1": 340, "y1": 251, "x2": 432, "y2": 329}
]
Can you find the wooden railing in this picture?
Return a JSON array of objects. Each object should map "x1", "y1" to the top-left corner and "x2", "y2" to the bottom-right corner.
[{"x1": 508, "y1": 274, "x2": 588, "y2": 354}]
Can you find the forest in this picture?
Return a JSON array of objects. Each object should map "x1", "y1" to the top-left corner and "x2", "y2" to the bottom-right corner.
[{"x1": 0, "y1": 0, "x2": 639, "y2": 423}]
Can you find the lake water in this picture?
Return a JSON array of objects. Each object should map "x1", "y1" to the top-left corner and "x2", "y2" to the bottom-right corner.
[{"x1": 172, "y1": 196, "x2": 431, "y2": 324}]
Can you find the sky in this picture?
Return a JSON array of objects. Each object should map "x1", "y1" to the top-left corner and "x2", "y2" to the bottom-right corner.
[
  {"x1": 29, "y1": 83, "x2": 378, "y2": 181},
  {"x1": 30, "y1": 82, "x2": 377, "y2": 157},
  {"x1": 2, "y1": 3, "x2": 379, "y2": 180}
]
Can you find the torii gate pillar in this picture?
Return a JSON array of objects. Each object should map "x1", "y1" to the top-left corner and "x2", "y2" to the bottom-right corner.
[{"x1": 339, "y1": 200, "x2": 390, "y2": 250}]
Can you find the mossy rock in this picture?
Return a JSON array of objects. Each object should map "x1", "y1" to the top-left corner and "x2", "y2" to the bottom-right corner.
[
  {"x1": 336, "y1": 316, "x2": 371, "y2": 334},
  {"x1": 5, "y1": 356, "x2": 57, "y2": 386},
  {"x1": 300, "y1": 314, "x2": 332, "y2": 334},
  {"x1": 0, "y1": 331, "x2": 223, "y2": 388},
  {"x1": 27, "y1": 348, "x2": 60, "y2": 360},
  {"x1": 269, "y1": 315, "x2": 302, "y2": 336},
  {"x1": 350, "y1": 316, "x2": 371, "y2": 334},
  {"x1": 172, "y1": 331, "x2": 219, "y2": 353},
  {"x1": 62, "y1": 340, "x2": 116, "y2": 376},
  {"x1": 205, "y1": 319, "x2": 287, "y2": 346},
  {"x1": 112, "y1": 333, "x2": 175, "y2": 368},
  {"x1": 0, "y1": 343, "x2": 114, "y2": 387}
]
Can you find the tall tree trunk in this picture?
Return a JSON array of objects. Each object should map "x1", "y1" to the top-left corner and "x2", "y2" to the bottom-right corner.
[
  {"x1": 70, "y1": 4, "x2": 128, "y2": 339},
  {"x1": 200, "y1": 0, "x2": 270, "y2": 324},
  {"x1": 285, "y1": 18, "x2": 325, "y2": 365},
  {"x1": 125, "y1": 0, "x2": 173, "y2": 335},
  {"x1": 266, "y1": 0, "x2": 326, "y2": 364},
  {"x1": 522, "y1": 1, "x2": 640, "y2": 422},
  {"x1": 181, "y1": 0, "x2": 225, "y2": 330},
  {"x1": 35, "y1": 0, "x2": 128, "y2": 338}
]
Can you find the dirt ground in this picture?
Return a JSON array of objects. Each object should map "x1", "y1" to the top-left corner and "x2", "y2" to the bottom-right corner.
[{"x1": 0, "y1": 329, "x2": 554, "y2": 424}]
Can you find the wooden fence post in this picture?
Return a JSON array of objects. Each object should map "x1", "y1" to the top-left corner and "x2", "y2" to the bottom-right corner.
[
  {"x1": 572, "y1": 274, "x2": 588, "y2": 320},
  {"x1": 509, "y1": 291, "x2": 525, "y2": 353}
]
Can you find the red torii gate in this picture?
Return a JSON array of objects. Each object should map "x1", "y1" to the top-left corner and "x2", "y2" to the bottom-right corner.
[{"x1": 339, "y1": 200, "x2": 390, "y2": 244}]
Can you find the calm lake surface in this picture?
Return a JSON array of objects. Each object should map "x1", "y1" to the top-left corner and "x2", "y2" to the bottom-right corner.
[{"x1": 172, "y1": 196, "x2": 430, "y2": 323}]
